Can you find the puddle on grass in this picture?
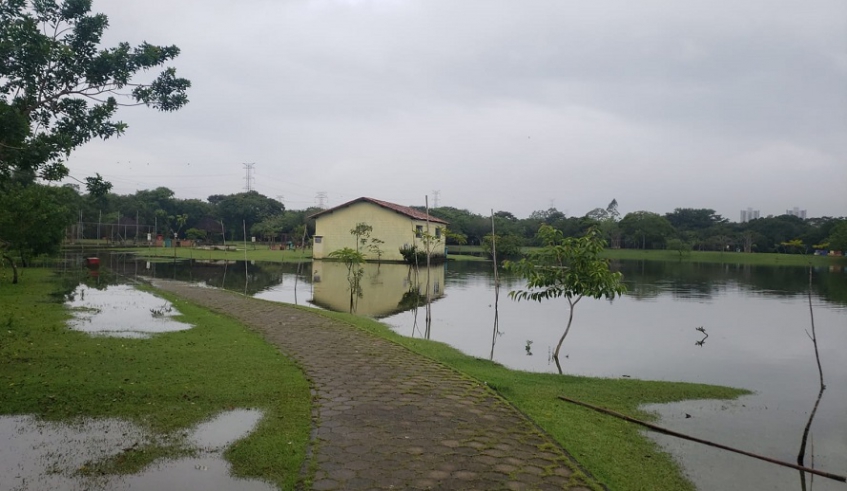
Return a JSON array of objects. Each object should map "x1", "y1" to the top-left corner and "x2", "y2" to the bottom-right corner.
[
  {"x1": 0, "y1": 410, "x2": 273, "y2": 491},
  {"x1": 65, "y1": 284, "x2": 193, "y2": 338}
]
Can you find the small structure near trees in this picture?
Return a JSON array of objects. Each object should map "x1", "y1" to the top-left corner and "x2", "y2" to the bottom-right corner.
[{"x1": 309, "y1": 197, "x2": 447, "y2": 262}]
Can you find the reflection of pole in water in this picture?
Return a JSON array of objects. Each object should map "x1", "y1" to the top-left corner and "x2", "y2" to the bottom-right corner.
[
  {"x1": 294, "y1": 224, "x2": 309, "y2": 306},
  {"x1": 424, "y1": 195, "x2": 432, "y2": 340},
  {"x1": 797, "y1": 267, "x2": 826, "y2": 473},
  {"x1": 243, "y1": 220, "x2": 249, "y2": 296},
  {"x1": 221, "y1": 260, "x2": 228, "y2": 289}
]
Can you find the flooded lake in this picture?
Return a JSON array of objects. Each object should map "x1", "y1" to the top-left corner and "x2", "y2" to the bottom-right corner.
[{"x1": 105, "y1": 253, "x2": 847, "y2": 490}]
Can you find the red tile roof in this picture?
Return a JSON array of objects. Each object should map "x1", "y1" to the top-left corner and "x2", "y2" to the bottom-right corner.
[{"x1": 308, "y1": 197, "x2": 449, "y2": 224}]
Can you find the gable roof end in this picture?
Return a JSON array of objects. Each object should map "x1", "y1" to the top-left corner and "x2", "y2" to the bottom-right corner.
[{"x1": 308, "y1": 197, "x2": 448, "y2": 224}]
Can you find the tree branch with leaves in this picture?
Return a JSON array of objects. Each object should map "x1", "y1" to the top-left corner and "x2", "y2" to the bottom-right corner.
[
  {"x1": 0, "y1": 0, "x2": 190, "y2": 183},
  {"x1": 506, "y1": 225, "x2": 626, "y2": 374}
]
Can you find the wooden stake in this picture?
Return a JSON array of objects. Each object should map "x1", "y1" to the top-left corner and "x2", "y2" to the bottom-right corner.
[{"x1": 557, "y1": 395, "x2": 846, "y2": 483}]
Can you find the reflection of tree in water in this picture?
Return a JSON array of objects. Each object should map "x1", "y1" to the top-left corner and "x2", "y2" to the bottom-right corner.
[
  {"x1": 616, "y1": 260, "x2": 847, "y2": 307},
  {"x1": 694, "y1": 326, "x2": 708, "y2": 347},
  {"x1": 397, "y1": 289, "x2": 426, "y2": 312},
  {"x1": 346, "y1": 267, "x2": 364, "y2": 314},
  {"x1": 54, "y1": 266, "x2": 124, "y2": 302},
  {"x1": 105, "y1": 256, "x2": 313, "y2": 296}
]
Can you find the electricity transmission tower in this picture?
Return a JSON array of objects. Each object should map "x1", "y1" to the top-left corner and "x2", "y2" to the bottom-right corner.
[
  {"x1": 316, "y1": 192, "x2": 328, "y2": 209},
  {"x1": 243, "y1": 163, "x2": 255, "y2": 192},
  {"x1": 432, "y1": 190, "x2": 440, "y2": 208}
]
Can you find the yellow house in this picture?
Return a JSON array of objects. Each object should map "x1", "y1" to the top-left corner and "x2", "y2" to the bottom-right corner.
[{"x1": 309, "y1": 197, "x2": 448, "y2": 262}]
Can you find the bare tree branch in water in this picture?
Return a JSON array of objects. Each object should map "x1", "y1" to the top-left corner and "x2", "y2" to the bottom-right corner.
[
  {"x1": 797, "y1": 267, "x2": 825, "y2": 467},
  {"x1": 490, "y1": 209, "x2": 501, "y2": 360}
]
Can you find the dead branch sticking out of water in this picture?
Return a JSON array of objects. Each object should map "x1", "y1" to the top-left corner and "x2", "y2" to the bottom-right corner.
[
  {"x1": 797, "y1": 267, "x2": 826, "y2": 467},
  {"x1": 557, "y1": 395, "x2": 846, "y2": 483},
  {"x1": 490, "y1": 209, "x2": 501, "y2": 361}
]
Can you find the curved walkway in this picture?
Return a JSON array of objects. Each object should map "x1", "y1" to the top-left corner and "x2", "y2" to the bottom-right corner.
[{"x1": 152, "y1": 280, "x2": 598, "y2": 491}]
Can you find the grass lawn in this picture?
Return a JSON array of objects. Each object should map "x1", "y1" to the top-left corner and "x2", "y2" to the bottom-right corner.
[
  {"x1": 446, "y1": 253, "x2": 489, "y2": 262},
  {"x1": 0, "y1": 269, "x2": 312, "y2": 490},
  {"x1": 601, "y1": 248, "x2": 845, "y2": 266},
  {"x1": 312, "y1": 309, "x2": 749, "y2": 491},
  {"x1": 448, "y1": 245, "x2": 844, "y2": 267}
]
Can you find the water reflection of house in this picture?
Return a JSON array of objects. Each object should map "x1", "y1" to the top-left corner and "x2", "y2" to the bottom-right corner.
[
  {"x1": 309, "y1": 197, "x2": 448, "y2": 262},
  {"x1": 311, "y1": 262, "x2": 445, "y2": 317}
]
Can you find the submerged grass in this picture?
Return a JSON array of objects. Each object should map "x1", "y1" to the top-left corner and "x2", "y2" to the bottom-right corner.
[
  {"x1": 310, "y1": 308, "x2": 749, "y2": 491},
  {"x1": 0, "y1": 269, "x2": 311, "y2": 490},
  {"x1": 132, "y1": 246, "x2": 491, "y2": 263},
  {"x1": 128, "y1": 247, "x2": 313, "y2": 262}
]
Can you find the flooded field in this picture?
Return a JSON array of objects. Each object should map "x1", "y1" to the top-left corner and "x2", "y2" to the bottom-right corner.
[
  {"x1": 66, "y1": 284, "x2": 192, "y2": 338},
  {"x1": 102, "y1": 254, "x2": 847, "y2": 490},
  {"x1": 0, "y1": 410, "x2": 271, "y2": 491}
]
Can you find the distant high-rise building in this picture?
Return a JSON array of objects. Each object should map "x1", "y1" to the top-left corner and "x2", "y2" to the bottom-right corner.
[
  {"x1": 740, "y1": 207, "x2": 760, "y2": 223},
  {"x1": 786, "y1": 207, "x2": 807, "y2": 219}
]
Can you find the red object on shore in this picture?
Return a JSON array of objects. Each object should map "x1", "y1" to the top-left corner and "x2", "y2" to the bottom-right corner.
[{"x1": 85, "y1": 257, "x2": 100, "y2": 268}]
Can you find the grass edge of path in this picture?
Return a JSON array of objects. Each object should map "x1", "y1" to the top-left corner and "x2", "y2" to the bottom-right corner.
[{"x1": 298, "y1": 305, "x2": 750, "y2": 491}]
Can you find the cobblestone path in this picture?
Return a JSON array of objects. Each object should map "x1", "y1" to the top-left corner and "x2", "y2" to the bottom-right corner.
[{"x1": 152, "y1": 280, "x2": 599, "y2": 491}]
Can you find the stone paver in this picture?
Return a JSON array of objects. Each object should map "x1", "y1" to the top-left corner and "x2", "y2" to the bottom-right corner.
[{"x1": 153, "y1": 280, "x2": 599, "y2": 490}]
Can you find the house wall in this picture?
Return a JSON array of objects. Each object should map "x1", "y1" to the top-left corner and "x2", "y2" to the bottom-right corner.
[{"x1": 313, "y1": 202, "x2": 446, "y2": 262}]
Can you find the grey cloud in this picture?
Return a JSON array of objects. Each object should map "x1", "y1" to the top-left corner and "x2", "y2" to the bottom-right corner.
[{"x1": 65, "y1": 0, "x2": 846, "y2": 219}]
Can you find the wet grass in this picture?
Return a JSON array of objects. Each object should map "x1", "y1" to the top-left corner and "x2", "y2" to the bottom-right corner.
[
  {"x1": 312, "y1": 308, "x2": 750, "y2": 491},
  {"x1": 0, "y1": 269, "x2": 311, "y2": 490},
  {"x1": 448, "y1": 245, "x2": 844, "y2": 267},
  {"x1": 602, "y1": 248, "x2": 844, "y2": 266}
]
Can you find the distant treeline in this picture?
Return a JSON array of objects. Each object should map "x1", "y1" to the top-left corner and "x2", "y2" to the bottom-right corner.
[
  {"x1": 4, "y1": 184, "x2": 843, "y2": 260},
  {"x1": 55, "y1": 189, "x2": 846, "y2": 255}
]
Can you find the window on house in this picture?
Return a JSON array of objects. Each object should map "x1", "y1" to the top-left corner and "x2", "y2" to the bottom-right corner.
[
  {"x1": 314, "y1": 236, "x2": 322, "y2": 244},
  {"x1": 435, "y1": 227, "x2": 441, "y2": 239},
  {"x1": 415, "y1": 225, "x2": 423, "y2": 238}
]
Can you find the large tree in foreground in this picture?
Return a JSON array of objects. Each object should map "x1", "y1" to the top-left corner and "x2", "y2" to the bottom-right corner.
[
  {"x1": 0, "y1": 183, "x2": 78, "y2": 283},
  {"x1": 0, "y1": 0, "x2": 190, "y2": 183},
  {"x1": 506, "y1": 226, "x2": 626, "y2": 374}
]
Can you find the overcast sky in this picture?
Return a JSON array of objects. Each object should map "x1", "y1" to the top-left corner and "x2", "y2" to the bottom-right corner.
[{"x1": 64, "y1": 0, "x2": 847, "y2": 220}]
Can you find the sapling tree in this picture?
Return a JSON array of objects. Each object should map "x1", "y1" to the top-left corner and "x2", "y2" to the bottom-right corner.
[
  {"x1": 350, "y1": 222, "x2": 373, "y2": 253},
  {"x1": 666, "y1": 238, "x2": 692, "y2": 259},
  {"x1": 506, "y1": 225, "x2": 626, "y2": 374}
]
